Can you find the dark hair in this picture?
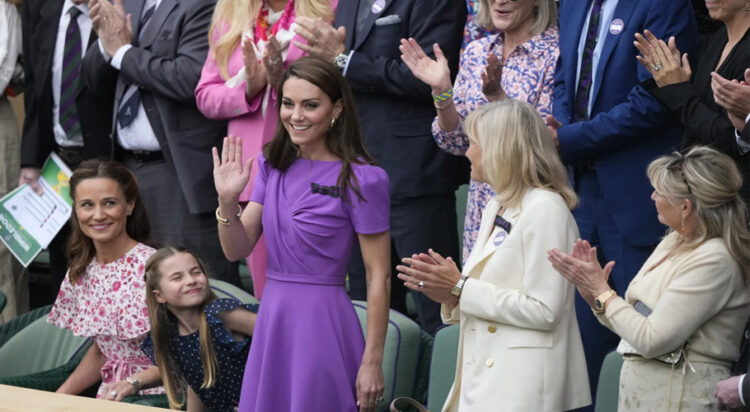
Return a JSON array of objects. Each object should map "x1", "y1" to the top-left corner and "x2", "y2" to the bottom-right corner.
[
  {"x1": 264, "y1": 56, "x2": 375, "y2": 200},
  {"x1": 67, "y1": 159, "x2": 152, "y2": 283}
]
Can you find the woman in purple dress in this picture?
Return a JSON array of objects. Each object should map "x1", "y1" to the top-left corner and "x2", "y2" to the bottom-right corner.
[{"x1": 212, "y1": 57, "x2": 390, "y2": 412}]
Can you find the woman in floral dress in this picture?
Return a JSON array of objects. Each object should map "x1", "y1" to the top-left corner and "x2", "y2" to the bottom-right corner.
[
  {"x1": 47, "y1": 159, "x2": 162, "y2": 399},
  {"x1": 401, "y1": 0, "x2": 559, "y2": 262}
]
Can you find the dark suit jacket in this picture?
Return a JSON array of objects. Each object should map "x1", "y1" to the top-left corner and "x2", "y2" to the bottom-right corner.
[
  {"x1": 647, "y1": 26, "x2": 750, "y2": 204},
  {"x1": 553, "y1": 0, "x2": 698, "y2": 247},
  {"x1": 20, "y1": 0, "x2": 113, "y2": 169},
  {"x1": 334, "y1": 0, "x2": 468, "y2": 200},
  {"x1": 82, "y1": 0, "x2": 224, "y2": 214}
]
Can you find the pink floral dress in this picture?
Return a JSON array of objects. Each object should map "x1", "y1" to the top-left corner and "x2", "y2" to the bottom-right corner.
[{"x1": 47, "y1": 243, "x2": 163, "y2": 398}]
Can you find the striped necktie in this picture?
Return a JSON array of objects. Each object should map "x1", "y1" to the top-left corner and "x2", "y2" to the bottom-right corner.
[
  {"x1": 60, "y1": 7, "x2": 83, "y2": 139},
  {"x1": 117, "y1": 4, "x2": 156, "y2": 128},
  {"x1": 573, "y1": 0, "x2": 606, "y2": 122}
]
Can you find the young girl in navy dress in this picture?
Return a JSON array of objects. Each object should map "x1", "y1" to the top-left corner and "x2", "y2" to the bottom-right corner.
[{"x1": 141, "y1": 246, "x2": 258, "y2": 411}]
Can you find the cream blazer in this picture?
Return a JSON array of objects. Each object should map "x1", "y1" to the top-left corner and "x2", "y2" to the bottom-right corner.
[{"x1": 441, "y1": 188, "x2": 591, "y2": 412}]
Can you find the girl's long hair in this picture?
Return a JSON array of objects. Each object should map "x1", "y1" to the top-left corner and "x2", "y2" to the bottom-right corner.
[
  {"x1": 144, "y1": 246, "x2": 219, "y2": 409},
  {"x1": 265, "y1": 57, "x2": 376, "y2": 201},
  {"x1": 209, "y1": 0, "x2": 334, "y2": 79},
  {"x1": 67, "y1": 159, "x2": 152, "y2": 284}
]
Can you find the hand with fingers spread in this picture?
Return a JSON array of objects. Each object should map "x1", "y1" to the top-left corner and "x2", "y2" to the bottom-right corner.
[
  {"x1": 293, "y1": 16, "x2": 346, "y2": 62},
  {"x1": 481, "y1": 52, "x2": 506, "y2": 102},
  {"x1": 355, "y1": 362, "x2": 385, "y2": 412},
  {"x1": 634, "y1": 30, "x2": 691, "y2": 87},
  {"x1": 711, "y1": 69, "x2": 750, "y2": 124},
  {"x1": 399, "y1": 38, "x2": 452, "y2": 95},
  {"x1": 262, "y1": 36, "x2": 285, "y2": 89},
  {"x1": 212, "y1": 136, "x2": 253, "y2": 204},
  {"x1": 547, "y1": 239, "x2": 615, "y2": 307},
  {"x1": 396, "y1": 249, "x2": 461, "y2": 305},
  {"x1": 242, "y1": 37, "x2": 268, "y2": 100},
  {"x1": 89, "y1": 0, "x2": 132, "y2": 57}
]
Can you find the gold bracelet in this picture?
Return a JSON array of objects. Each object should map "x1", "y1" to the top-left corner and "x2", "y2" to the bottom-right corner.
[{"x1": 216, "y1": 205, "x2": 242, "y2": 226}]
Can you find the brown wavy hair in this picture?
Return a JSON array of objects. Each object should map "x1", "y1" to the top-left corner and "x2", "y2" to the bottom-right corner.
[
  {"x1": 67, "y1": 159, "x2": 152, "y2": 284},
  {"x1": 264, "y1": 57, "x2": 376, "y2": 201},
  {"x1": 144, "y1": 246, "x2": 219, "y2": 409}
]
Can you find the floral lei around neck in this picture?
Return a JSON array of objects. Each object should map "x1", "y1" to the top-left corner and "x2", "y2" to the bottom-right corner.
[{"x1": 253, "y1": 0, "x2": 296, "y2": 44}]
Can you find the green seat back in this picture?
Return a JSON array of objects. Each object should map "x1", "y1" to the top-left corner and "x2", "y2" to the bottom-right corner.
[
  {"x1": 209, "y1": 279, "x2": 258, "y2": 304},
  {"x1": 594, "y1": 351, "x2": 623, "y2": 412},
  {"x1": 426, "y1": 324, "x2": 460, "y2": 410},
  {"x1": 353, "y1": 300, "x2": 426, "y2": 411},
  {"x1": 0, "y1": 290, "x2": 6, "y2": 317},
  {"x1": 0, "y1": 311, "x2": 90, "y2": 378}
]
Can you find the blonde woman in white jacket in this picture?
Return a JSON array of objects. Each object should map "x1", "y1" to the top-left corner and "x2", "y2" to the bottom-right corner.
[{"x1": 397, "y1": 100, "x2": 591, "y2": 412}]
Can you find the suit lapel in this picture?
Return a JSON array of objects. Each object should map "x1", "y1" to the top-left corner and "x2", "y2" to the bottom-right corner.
[
  {"x1": 352, "y1": 0, "x2": 394, "y2": 50},
  {"x1": 335, "y1": 0, "x2": 357, "y2": 50},
  {"x1": 129, "y1": 0, "x2": 146, "y2": 43},
  {"x1": 590, "y1": 0, "x2": 637, "y2": 106},
  {"x1": 138, "y1": 0, "x2": 177, "y2": 48}
]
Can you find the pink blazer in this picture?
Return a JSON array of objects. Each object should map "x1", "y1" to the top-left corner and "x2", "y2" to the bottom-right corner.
[{"x1": 195, "y1": 1, "x2": 337, "y2": 201}]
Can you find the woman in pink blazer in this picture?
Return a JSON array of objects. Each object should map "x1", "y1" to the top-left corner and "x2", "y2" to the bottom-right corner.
[{"x1": 196, "y1": 0, "x2": 337, "y2": 299}]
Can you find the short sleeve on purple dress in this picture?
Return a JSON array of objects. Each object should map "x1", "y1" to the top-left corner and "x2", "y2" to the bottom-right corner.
[{"x1": 239, "y1": 155, "x2": 390, "y2": 412}]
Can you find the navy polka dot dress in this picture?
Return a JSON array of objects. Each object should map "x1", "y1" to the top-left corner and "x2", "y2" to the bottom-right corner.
[{"x1": 142, "y1": 298, "x2": 258, "y2": 411}]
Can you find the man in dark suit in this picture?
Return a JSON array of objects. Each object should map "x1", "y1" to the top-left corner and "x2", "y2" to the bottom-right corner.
[
  {"x1": 293, "y1": 0, "x2": 468, "y2": 333},
  {"x1": 20, "y1": 0, "x2": 114, "y2": 296},
  {"x1": 83, "y1": 0, "x2": 239, "y2": 286},
  {"x1": 548, "y1": 0, "x2": 697, "y2": 407}
]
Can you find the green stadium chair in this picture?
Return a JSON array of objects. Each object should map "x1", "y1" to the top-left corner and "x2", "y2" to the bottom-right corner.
[{"x1": 594, "y1": 351, "x2": 624, "y2": 412}]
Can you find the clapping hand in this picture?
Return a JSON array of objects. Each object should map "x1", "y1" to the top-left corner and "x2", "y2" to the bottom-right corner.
[
  {"x1": 262, "y1": 35, "x2": 284, "y2": 89},
  {"x1": 481, "y1": 52, "x2": 507, "y2": 102},
  {"x1": 212, "y1": 136, "x2": 253, "y2": 204},
  {"x1": 547, "y1": 239, "x2": 615, "y2": 306},
  {"x1": 711, "y1": 69, "x2": 750, "y2": 131},
  {"x1": 242, "y1": 36, "x2": 268, "y2": 99},
  {"x1": 89, "y1": 0, "x2": 132, "y2": 57},
  {"x1": 399, "y1": 38, "x2": 453, "y2": 95},
  {"x1": 293, "y1": 17, "x2": 346, "y2": 62},
  {"x1": 634, "y1": 30, "x2": 691, "y2": 87},
  {"x1": 396, "y1": 249, "x2": 461, "y2": 305}
]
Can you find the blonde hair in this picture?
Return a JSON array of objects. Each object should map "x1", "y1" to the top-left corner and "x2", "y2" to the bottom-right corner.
[
  {"x1": 647, "y1": 146, "x2": 750, "y2": 280},
  {"x1": 209, "y1": 0, "x2": 334, "y2": 79},
  {"x1": 475, "y1": 0, "x2": 557, "y2": 35},
  {"x1": 464, "y1": 100, "x2": 577, "y2": 209},
  {"x1": 144, "y1": 246, "x2": 220, "y2": 409}
]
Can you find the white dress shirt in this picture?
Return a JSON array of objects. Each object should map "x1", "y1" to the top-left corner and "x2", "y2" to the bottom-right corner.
[
  {"x1": 52, "y1": 0, "x2": 92, "y2": 147},
  {"x1": 575, "y1": 0, "x2": 620, "y2": 118},
  {"x1": 99, "y1": 0, "x2": 161, "y2": 151}
]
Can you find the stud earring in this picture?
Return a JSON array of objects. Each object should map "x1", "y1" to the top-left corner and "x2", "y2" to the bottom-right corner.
[{"x1": 330, "y1": 117, "x2": 336, "y2": 128}]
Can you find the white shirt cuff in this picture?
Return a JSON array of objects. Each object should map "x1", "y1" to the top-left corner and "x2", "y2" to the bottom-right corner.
[
  {"x1": 342, "y1": 50, "x2": 355, "y2": 76},
  {"x1": 745, "y1": 112, "x2": 750, "y2": 124},
  {"x1": 740, "y1": 374, "x2": 746, "y2": 406},
  {"x1": 110, "y1": 44, "x2": 132, "y2": 70},
  {"x1": 736, "y1": 128, "x2": 750, "y2": 155}
]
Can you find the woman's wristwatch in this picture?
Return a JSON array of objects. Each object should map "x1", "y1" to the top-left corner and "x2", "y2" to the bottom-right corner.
[
  {"x1": 593, "y1": 289, "x2": 617, "y2": 314},
  {"x1": 450, "y1": 276, "x2": 468, "y2": 299},
  {"x1": 126, "y1": 376, "x2": 141, "y2": 392}
]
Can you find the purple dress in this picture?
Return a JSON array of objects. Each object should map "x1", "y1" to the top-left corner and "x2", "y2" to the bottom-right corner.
[{"x1": 238, "y1": 155, "x2": 390, "y2": 412}]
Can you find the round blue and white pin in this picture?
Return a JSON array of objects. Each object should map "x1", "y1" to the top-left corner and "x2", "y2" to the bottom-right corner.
[
  {"x1": 609, "y1": 19, "x2": 624, "y2": 35},
  {"x1": 493, "y1": 231, "x2": 507, "y2": 247},
  {"x1": 371, "y1": 0, "x2": 385, "y2": 14}
]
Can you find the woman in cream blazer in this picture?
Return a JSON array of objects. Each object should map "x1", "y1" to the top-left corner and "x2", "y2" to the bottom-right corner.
[{"x1": 397, "y1": 100, "x2": 591, "y2": 412}]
